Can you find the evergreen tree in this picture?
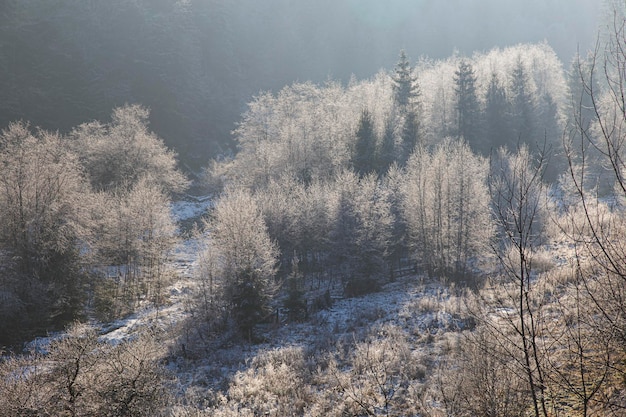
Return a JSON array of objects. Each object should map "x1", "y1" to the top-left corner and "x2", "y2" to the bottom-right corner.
[
  {"x1": 392, "y1": 50, "x2": 421, "y2": 163},
  {"x1": 392, "y1": 50, "x2": 420, "y2": 112},
  {"x1": 382, "y1": 165, "x2": 408, "y2": 279},
  {"x1": 454, "y1": 60, "x2": 481, "y2": 149},
  {"x1": 352, "y1": 109, "x2": 377, "y2": 175},
  {"x1": 484, "y1": 72, "x2": 509, "y2": 154},
  {"x1": 377, "y1": 115, "x2": 397, "y2": 175},
  {"x1": 566, "y1": 53, "x2": 598, "y2": 131},
  {"x1": 401, "y1": 110, "x2": 420, "y2": 164},
  {"x1": 563, "y1": 53, "x2": 603, "y2": 183},
  {"x1": 536, "y1": 91, "x2": 561, "y2": 181},
  {"x1": 509, "y1": 59, "x2": 536, "y2": 148}
]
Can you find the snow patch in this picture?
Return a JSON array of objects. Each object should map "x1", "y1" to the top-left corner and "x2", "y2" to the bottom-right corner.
[{"x1": 170, "y1": 195, "x2": 213, "y2": 223}]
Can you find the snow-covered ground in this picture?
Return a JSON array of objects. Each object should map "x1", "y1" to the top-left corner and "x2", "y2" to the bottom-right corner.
[
  {"x1": 23, "y1": 196, "x2": 211, "y2": 353},
  {"x1": 22, "y1": 193, "x2": 474, "y2": 405},
  {"x1": 170, "y1": 194, "x2": 213, "y2": 224}
]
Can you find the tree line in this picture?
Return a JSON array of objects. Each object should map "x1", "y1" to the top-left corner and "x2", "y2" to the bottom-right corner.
[
  {"x1": 200, "y1": 44, "x2": 567, "y2": 336},
  {"x1": 214, "y1": 43, "x2": 566, "y2": 191}
]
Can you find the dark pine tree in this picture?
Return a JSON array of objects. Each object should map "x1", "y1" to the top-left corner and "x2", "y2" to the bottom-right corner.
[
  {"x1": 536, "y1": 91, "x2": 562, "y2": 181},
  {"x1": 377, "y1": 115, "x2": 397, "y2": 175},
  {"x1": 566, "y1": 54, "x2": 598, "y2": 131},
  {"x1": 392, "y1": 50, "x2": 420, "y2": 112},
  {"x1": 231, "y1": 268, "x2": 274, "y2": 342},
  {"x1": 353, "y1": 109, "x2": 377, "y2": 175},
  {"x1": 400, "y1": 110, "x2": 420, "y2": 164},
  {"x1": 283, "y1": 257, "x2": 307, "y2": 322},
  {"x1": 484, "y1": 72, "x2": 510, "y2": 154},
  {"x1": 509, "y1": 59, "x2": 537, "y2": 149},
  {"x1": 392, "y1": 50, "x2": 421, "y2": 163},
  {"x1": 454, "y1": 60, "x2": 482, "y2": 149}
]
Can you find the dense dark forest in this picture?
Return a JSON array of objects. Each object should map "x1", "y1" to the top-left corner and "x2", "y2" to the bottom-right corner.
[{"x1": 5, "y1": 1, "x2": 626, "y2": 417}]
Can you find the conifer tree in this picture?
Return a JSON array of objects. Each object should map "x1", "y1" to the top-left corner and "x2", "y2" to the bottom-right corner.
[
  {"x1": 392, "y1": 50, "x2": 422, "y2": 163},
  {"x1": 454, "y1": 60, "x2": 481, "y2": 149},
  {"x1": 392, "y1": 50, "x2": 420, "y2": 111},
  {"x1": 377, "y1": 115, "x2": 397, "y2": 175},
  {"x1": 401, "y1": 110, "x2": 420, "y2": 163},
  {"x1": 509, "y1": 59, "x2": 536, "y2": 148},
  {"x1": 352, "y1": 109, "x2": 377, "y2": 176},
  {"x1": 484, "y1": 72, "x2": 510, "y2": 154}
]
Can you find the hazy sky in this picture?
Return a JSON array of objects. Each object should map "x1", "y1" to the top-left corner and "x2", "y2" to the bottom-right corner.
[
  {"x1": 241, "y1": 0, "x2": 603, "y2": 84},
  {"x1": 344, "y1": 0, "x2": 602, "y2": 66}
]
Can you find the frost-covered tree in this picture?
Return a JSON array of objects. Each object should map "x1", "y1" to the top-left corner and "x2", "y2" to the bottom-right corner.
[
  {"x1": 255, "y1": 176, "x2": 302, "y2": 265},
  {"x1": 204, "y1": 188, "x2": 279, "y2": 339},
  {"x1": 329, "y1": 171, "x2": 392, "y2": 290},
  {"x1": 85, "y1": 178, "x2": 178, "y2": 319},
  {"x1": 0, "y1": 122, "x2": 86, "y2": 342},
  {"x1": 402, "y1": 139, "x2": 491, "y2": 279},
  {"x1": 254, "y1": 175, "x2": 334, "y2": 274},
  {"x1": 293, "y1": 179, "x2": 333, "y2": 268},
  {"x1": 0, "y1": 324, "x2": 169, "y2": 416},
  {"x1": 70, "y1": 104, "x2": 188, "y2": 194},
  {"x1": 228, "y1": 82, "x2": 355, "y2": 188}
]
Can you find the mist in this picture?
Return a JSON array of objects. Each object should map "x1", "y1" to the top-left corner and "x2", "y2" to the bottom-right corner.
[
  {"x1": 0, "y1": 0, "x2": 602, "y2": 164},
  {"x1": 240, "y1": 0, "x2": 600, "y2": 84}
]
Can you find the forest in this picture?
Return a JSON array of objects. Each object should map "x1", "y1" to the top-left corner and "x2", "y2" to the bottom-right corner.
[{"x1": 2, "y1": 1, "x2": 626, "y2": 417}]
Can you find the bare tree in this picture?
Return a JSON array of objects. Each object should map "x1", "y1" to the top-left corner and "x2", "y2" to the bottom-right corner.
[
  {"x1": 486, "y1": 145, "x2": 550, "y2": 417},
  {"x1": 0, "y1": 324, "x2": 170, "y2": 416},
  {"x1": 425, "y1": 328, "x2": 529, "y2": 417},
  {"x1": 561, "y1": 4, "x2": 626, "y2": 411}
]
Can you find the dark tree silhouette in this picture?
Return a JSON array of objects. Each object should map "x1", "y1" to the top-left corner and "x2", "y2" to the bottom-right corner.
[
  {"x1": 392, "y1": 50, "x2": 420, "y2": 111},
  {"x1": 352, "y1": 109, "x2": 377, "y2": 176},
  {"x1": 484, "y1": 72, "x2": 510, "y2": 153},
  {"x1": 509, "y1": 59, "x2": 537, "y2": 148},
  {"x1": 454, "y1": 60, "x2": 482, "y2": 148},
  {"x1": 377, "y1": 115, "x2": 397, "y2": 175}
]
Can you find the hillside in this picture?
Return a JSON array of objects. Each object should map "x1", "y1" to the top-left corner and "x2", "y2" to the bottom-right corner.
[{"x1": 2, "y1": 4, "x2": 626, "y2": 414}]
